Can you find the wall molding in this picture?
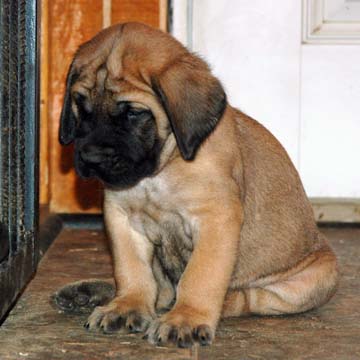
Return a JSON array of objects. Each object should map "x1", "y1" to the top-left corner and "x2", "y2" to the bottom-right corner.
[
  {"x1": 303, "y1": 0, "x2": 360, "y2": 44},
  {"x1": 311, "y1": 198, "x2": 360, "y2": 223}
]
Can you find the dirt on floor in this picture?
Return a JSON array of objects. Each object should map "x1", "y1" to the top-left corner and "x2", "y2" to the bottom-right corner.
[{"x1": 0, "y1": 227, "x2": 359, "y2": 360}]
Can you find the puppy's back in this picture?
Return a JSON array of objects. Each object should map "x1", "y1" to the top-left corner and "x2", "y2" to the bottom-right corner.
[{"x1": 231, "y1": 109, "x2": 327, "y2": 286}]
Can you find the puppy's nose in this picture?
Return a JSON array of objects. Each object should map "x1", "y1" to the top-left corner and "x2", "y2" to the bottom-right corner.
[{"x1": 80, "y1": 144, "x2": 114, "y2": 164}]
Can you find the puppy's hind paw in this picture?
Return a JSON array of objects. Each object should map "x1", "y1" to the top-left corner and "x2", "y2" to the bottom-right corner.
[{"x1": 51, "y1": 279, "x2": 115, "y2": 314}]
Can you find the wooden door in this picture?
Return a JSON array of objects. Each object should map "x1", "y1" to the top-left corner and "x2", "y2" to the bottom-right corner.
[{"x1": 40, "y1": 0, "x2": 167, "y2": 213}]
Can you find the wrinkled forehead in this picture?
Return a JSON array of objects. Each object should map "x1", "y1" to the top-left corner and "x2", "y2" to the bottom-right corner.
[
  {"x1": 71, "y1": 45, "x2": 155, "y2": 105},
  {"x1": 70, "y1": 22, "x2": 185, "y2": 100},
  {"x1": 72, "y1": 63, "x2": 133, "y2": 96},
  {"x1": 70, "y1": 50, "x2": 169, "y2": 137}
]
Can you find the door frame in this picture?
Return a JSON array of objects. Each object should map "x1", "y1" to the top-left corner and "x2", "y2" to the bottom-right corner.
[{"x1": 0, "y1": 0, "x2": 40, "y2": 322}]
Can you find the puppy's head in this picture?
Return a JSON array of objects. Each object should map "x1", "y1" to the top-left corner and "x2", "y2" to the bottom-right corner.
[{"x1": 59, "y1": 23, "x2": 226, "y2": 188}]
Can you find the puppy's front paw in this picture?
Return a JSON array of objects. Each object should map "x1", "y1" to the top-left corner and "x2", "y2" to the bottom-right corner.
[
  {"x1": 52, "y1": 279, "x2": 115, "y2": 314},
  {"x1": 146, "y1": 306, "x2": 214, "y2": 348},
  {"x1": 85, "y1": 297, "x2": 154, "y2": 334}
]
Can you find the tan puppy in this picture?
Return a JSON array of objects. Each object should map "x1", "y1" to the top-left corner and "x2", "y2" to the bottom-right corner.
[{"x1": 55, "y1": 22, "x2": 338, "y2": 348}]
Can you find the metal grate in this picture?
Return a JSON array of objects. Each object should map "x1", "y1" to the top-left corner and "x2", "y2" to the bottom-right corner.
[{"x1": 0, "y1": 0, "x2": 39, "y2": 321}]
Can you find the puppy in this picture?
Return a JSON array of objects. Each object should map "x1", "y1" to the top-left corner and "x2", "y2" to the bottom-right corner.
[{"x1": 55, "y1": 22, "x2": 338, "y2": 348}]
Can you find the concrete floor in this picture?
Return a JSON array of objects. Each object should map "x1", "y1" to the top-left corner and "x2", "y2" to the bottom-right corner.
[{"x1": 0, "y1": 226, "x2": 359, "y2": 359}]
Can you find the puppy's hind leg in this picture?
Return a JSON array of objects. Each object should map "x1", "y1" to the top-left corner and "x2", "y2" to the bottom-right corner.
[
  {"x1": 222, "y1": 246, "x2": 338, "y2": 317},
  {"x1": 52, "y1": 279, "x2": 115, "y2": 314}
]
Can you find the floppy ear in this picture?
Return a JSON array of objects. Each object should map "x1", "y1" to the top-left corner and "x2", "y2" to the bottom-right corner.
[
  {"x1": 151, "y1": 55, "x2": 226, "y2": 160},
  {"x1": 59, "y1": 61, "x2": 79, "y2": 145}
]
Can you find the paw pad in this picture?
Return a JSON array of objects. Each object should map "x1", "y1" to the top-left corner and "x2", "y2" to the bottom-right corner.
[{"x1": 52, "y1": 280, "x2": 115, "y2": 314}]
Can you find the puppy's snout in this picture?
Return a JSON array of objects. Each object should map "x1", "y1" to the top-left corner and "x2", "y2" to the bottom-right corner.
[{"x1": 80, "y1": 144, "x2": 115, "y2": 164}]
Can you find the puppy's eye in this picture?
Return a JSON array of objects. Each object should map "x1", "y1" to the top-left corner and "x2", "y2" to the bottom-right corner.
[
  {"x1": 127, "y1": 108, "x2": 151, "y2": 120},
  {"x1": 73, "y1": 92, "x2": 92, "y2": 113},
  {"x1": 73, "y1": 91, "x2": 85, "y2": 105}
]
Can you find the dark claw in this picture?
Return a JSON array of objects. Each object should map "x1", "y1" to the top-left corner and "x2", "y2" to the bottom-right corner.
[
  {"x1": 168, "y1": 327, "x2": 178, "y2": 342},
  {"x1": 84, "y1": 322, "x2": 89, "y2": 329},
  {"x1": 103, "y1": 315, "x2": 126, "y2": 334},
  {"x1": 178, "y1": 332, "x2": 193, "y2": 348},
  {"x1": 130, "y1": 312, "x2": 146, "y2": 332},
  {"x1": 193, "y1": 325, "x2": 213, "y2": 346}
]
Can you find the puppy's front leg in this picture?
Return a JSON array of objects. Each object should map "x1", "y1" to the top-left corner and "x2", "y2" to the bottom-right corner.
[
  {"x1": 85, "y1": 200, "x2": 157, "y2": 334},
  {"x1": 147, "y1": 204, "x2": 243, "y2": 347}
]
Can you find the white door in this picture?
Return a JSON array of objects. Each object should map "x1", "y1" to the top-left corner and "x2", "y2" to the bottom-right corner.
[{"x1": 172, "y1": 0, "x2": 360, "y2": 199}]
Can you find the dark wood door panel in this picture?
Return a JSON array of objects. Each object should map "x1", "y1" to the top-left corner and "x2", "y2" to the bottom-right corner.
[{"x1": 45, "y1": 0, "x2": 163, "y2": 213}]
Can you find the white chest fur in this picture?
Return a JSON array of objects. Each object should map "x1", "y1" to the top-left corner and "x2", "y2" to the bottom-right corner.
[{"x1": 104, "y1": 177, "x2": 195, "y2": 284}]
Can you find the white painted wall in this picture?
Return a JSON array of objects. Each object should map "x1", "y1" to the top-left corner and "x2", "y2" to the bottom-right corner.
[{"x1": 172, "y1": 0, "x2": 360, "y2": 198}]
